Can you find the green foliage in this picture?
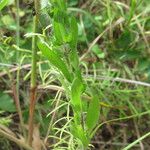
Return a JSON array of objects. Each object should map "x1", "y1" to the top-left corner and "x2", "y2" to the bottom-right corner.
[
  {"x1": 0, "y1": 111, "x2": 11, "y2": 125},
  {"x1": 127, "y1": 0, "x2": 137, "y2": 24},
  {"x1": 68, "y1": 0, "x2": 78, "y2": 6},
  {"x1": 86, "y1": 90, "x2": 100, "y2": 134},
  {"x1": 70, "y1": 123, "x2": 89, "y2": 148},
  {"x1": 92, "y1": 44, "x2": 105, "y2": 59},
  {"x1": 0, "y1": 92, "x2": 16, "y2": 112},
  {"x1": 39, "y1": 10, "x2": 51, "y2": 29},
  {"x1": 115, "y1": 30, "x2": 133, "y2": 50},
  {"x1": 71, "y1": 77, "x2": 84, "y2": 124},
  {"x1": 138, "y1": 58, "x2": 150, "y2": 71},
  {"x1": 0, "y1": 0, "x2": 8, "y2": 11},
  {"x1": 70, "y1": 17, "x2": 78, "y2": 49},
  {"x1": 38, "y1": 1, "x2": 101, "y2": 148},
  {"x1": 38, "y1": 39, "x2": 73, "y2": 82}
]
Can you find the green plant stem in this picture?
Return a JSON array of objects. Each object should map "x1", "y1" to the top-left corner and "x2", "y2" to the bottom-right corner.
[
  {"x1": 15, "y1": 0, "x2": 20, "y2": 56},
  {"x1": 28, "y1": 0, "x2": 40, "y2": 146},
  {"x1": 123, "y1": 131, "x2": 150, "y2": 150},
  {"x1": 28, "y1": 16, "x2": 38, "y2": 146},
  {"x1": 15, "y1": 0, "x2": 26, "y2": 138},
  {"x1": 91, "y1": 110, "x2": 150, "y2": 138}
]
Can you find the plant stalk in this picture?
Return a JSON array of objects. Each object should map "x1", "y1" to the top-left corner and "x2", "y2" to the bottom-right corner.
[
  {"x1": 0, "y1": 129, "x2": 33, "y2": 150},
  {"x1": 12, "y1": 82, "x2": 25, "y2": 137},
  {"x1": 28, "y1": 0, "x2": 40, "y2": 146},
  {"x1": 15, "y1": 0, "x2": 26, "y2": 138},
  {"x1": 15, "y1": 0, "x2": 20, "y2": 56}
]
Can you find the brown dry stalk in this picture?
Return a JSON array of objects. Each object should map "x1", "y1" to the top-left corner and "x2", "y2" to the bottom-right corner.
[
  {"x1": 0, "y1": 61, "x2": 48, "y2": 78},
  {"x1": 0, "y1": 128, "x2": 33, "y2": 150},
  {"x1": 28, "y1": 86, "x2": 37, "y2": 146},
  {"x1": 28, "y1": 0, "x2": 40, "y2": 146},
  {"x1": 12, "y1": 82, "x2": 25, "y2": 136}
]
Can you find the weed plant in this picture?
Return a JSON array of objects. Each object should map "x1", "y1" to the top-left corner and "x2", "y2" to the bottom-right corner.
[{"x1": 0, "y1": 0, "x2": 150, "y2": 150}]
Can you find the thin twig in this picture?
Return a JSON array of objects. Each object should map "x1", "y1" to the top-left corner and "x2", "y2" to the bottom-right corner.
[
  {"x1": 0, "y1": 129, "x2": 33, "y2": 150},
  {"x1": 85, "y1": 75, "x2": 150, "y2": 87},
  {"x1": 0, "y1": 63, "x2": 15, "y2": 67},
  {"x1": 0, "y1": 61, "x2": 48, "y2": 78},
  {"x1": 92, "y1": 110, "x2": 150, "y2": 138},
  {"x1": 12, "y1": 82, "x2": 25, "y2": 136},
  {"x1": 44, "y1": 91, "x2": 62, "y2": 144},
  {"x1": 133, "y1": 119, "x2": 144, "y2": 150},
  {"x1": 38, "y1": 75, "x2": 150, "y2": 91},
  {"x1": 38, "y1": 85, "x2": 64, "y2": 92},
  {"x1": 91, "y1": 141, "x2": 140, "y2": 148}
]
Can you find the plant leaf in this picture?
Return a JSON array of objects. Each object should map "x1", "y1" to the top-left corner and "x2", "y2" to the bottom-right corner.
[
  {"x1": 39, "y1": 10, "x2": 51, "y2": 29},
  {"x1": 54, "y1": 0, "x2": 67, "y2": 11},
  {"x1": 38, "y1": 39, "x2": 72, "y2": 82},
  {"x1": 69, "y1": 17, "x2": 79, "y2": 69},
  {"x1": 53, "y1": 10, "x2": 66, "y2": 44},
  {"x1": 71, "y1": 77, "x2": 84, "y2": 124},
  {"x1": 86, "y1": 90, "x2": 100, "y2": 134},
  {"x1": 0, "y1": 92, "x2": 16, "y2": 112},
  {"x1": 53, "y1": 10, "x2": 72, "y2": 44},
  {"x1": 69, "y1": 50, "x2": 79, "y2": 69},
  {"x1": 71, "y1": 123, "x2": 89, "y2": 147},
  {"x1": 91, "y1": 44, "x2": 105, "y2": 59},
  {"x1": 0, "y1": 0, "x2": 8, "y2": 11},
  {"x1": 70, "y1": 16, "x2": 78, "y2": 49}
]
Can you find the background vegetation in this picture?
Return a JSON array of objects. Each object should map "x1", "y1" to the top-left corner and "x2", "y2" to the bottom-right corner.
[{"x1": 0, "y1": 0, "x2": 150, "y2": 149}]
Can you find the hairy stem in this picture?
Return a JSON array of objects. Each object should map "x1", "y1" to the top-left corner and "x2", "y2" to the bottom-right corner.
[{"x1": 28, "y1": 0, "x2": 40, "y2": 146}]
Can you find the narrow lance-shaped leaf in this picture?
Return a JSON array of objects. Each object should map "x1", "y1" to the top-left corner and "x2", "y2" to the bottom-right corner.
[
  {"x1": 55, "y1": 0, "x2": 67, "y2": 11},
  {"x1": 86, "y1": 89, "x2": 100, "y2": 134},
  {"x1": 69, "y1": 49, "x2": 79, "y2": 69},
  {"x1": 70, "y1": 16, "x2": 78, "y2": 49},
  {"x1": 69, "y1": 17, "x2": 79, "y2": 69},
  {"x1": 71, "y1": 77, "x2": 84, "y2": 124},
  {"x1": 0, "y1": 0, "x2": 8, "y2": 11},
  {"x1": 71, "y1": 123, "x2": 89, "y2": 148},
  {"x1": 38, "y1": 39, "x2": 72, "y2": 82},
  {"x1": 53, "y1": 9, "x2": 71, "y2": 44},
  {"x1": 53, "y1": 10, "x2": 64, "y2": 44},
  {"x1": 127, "y1": 0, "x2": 137, "y2": 24}
]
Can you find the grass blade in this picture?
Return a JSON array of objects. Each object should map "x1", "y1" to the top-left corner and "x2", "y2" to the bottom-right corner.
[
  {"x1": 0, "y1": 0, "x2": 8, "y2": 10},
  {"x1": 122, "y1": 131, "x2": 150, "y2": 150}
]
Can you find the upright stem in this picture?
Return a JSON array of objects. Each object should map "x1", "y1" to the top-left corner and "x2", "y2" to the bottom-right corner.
[
  {"x1": 12, "y1": 82, "x2": 25, "y2": 136},
  {"x1": 15, "y1": 0, "x2": 20, "y2": 48},
  {"x1": 15, "y1": 0, "x2": 25, "y2": 137},
  {"x1": 28, "y1": 0, "x2": 40, "y2": 146}
]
